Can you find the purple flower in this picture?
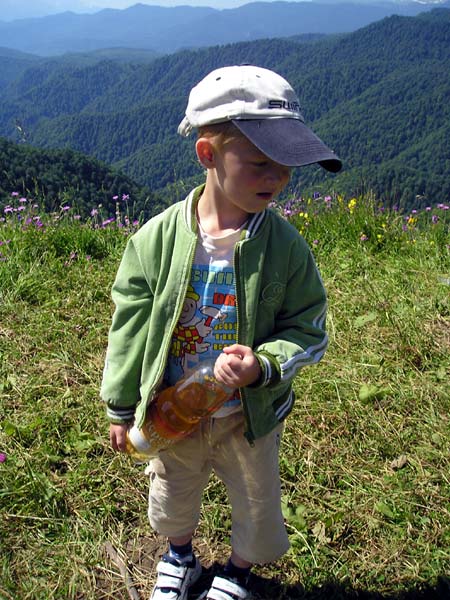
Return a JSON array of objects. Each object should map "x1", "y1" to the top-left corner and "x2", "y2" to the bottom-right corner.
[
  {"x1": 122, "y1": 194, "x2": 130, "y2": 201},
  {"x1": 432, "y1": 215, "x2": 439, "y2": 224},
  {"x1": 0, "y1": 452, "x2": 6, "y2": 463},
  {"x1": 61, "y1": 205, "x2": 70, "y2": 211},
  {"x1": 11, "y1": 192, "x2": 19, "y2": 197},
  {"x1": 90, "y1": 208, "x2": 98, "y2": 217},
  {"x1": 112, "y1": 195, "x2": 119, "y2": 200}
]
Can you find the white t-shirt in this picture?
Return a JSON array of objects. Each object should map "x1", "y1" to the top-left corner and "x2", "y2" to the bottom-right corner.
[{"x1": 166, "y1": 220, "x2": 245, "y2": 417}]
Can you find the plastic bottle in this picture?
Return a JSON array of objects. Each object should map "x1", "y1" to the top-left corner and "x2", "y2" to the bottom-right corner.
[{"x1": 125, "y1": 360, "x2": 233, "y2": 461}]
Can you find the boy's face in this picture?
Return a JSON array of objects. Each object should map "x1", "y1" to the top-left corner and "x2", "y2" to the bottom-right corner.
[{"x1": 210, "y1": 133, "x2": 291, "y2": 215}]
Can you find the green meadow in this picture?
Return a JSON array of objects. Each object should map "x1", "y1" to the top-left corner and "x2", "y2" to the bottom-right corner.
[{"x1": 1, "y1": 192, "x2": 449, "y2": 599}]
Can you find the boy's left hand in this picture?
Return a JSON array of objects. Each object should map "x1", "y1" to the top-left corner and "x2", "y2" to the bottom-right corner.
[{"x1": 214, "y1": 344, "x2": 261, "y2": 388}]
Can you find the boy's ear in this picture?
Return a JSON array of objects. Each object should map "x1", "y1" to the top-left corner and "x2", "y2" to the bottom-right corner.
[{"x1": 195, "y1": 138, "x2": 215, "y2": 169}]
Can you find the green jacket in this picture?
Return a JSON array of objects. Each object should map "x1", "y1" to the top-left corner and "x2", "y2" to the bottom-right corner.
[{"x1": 101, "y1": 185, "x2": 328, "y2": 443}]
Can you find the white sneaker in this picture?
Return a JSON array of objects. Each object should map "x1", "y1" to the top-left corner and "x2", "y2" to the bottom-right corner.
[
  {"x1": 150, "y1": 554, "x2": 202, "y2": 600},
  {"x1": 198, "y1": 575, "x2": 251, "y2": 600}
]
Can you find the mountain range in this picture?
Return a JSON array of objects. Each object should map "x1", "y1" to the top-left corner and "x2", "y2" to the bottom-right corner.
[
  {"x1": 0, "y1": 1, "x2": 448, "y2": 55},
  {"x1": 1, "y1": 7, "x2": 449, "y2": 214}
]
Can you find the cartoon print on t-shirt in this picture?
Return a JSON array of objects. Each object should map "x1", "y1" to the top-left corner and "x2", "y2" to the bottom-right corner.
[{"x1": 170, "y1": 285, "x2": 227, "y2": 370}]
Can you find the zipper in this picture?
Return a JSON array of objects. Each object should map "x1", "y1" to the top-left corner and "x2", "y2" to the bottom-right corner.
[{"x1": 233, "y1": 239, "x2": 255, "y2": 446}]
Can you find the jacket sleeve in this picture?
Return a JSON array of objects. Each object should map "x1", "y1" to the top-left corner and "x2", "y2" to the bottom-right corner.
[
  {"x1": 100, "y1": 237, "x2": 154, "y2": 423},
  {"x1": 251, "y1": 241, "x2": 328, "y2": 391}
]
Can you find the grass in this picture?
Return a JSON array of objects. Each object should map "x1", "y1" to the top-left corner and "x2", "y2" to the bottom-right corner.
[{"x1": 0, "y1": 192, "x2": 449, "y2": 599}]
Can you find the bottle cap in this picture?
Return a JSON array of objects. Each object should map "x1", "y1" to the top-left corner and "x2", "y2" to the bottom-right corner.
[{"x1": 128, "y1": 426, "x2": 155, "y2": 457}]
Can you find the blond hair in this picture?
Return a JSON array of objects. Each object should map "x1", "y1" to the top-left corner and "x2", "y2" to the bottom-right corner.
[{"x1": 197, "y1": 121, "x2": 244, "y2": 147}]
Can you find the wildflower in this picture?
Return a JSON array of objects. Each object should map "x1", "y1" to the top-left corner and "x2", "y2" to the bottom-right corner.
[
  {"x1": 426, "y1": 206, "x2": 432, "y2": 211},
  {"x1": 4, "y1": 206, "x2": 14, "y2": 213},
  {"x1": 11, "y1": 192, "x2": 19, "y2": 197},
  {"x1": 0, "y1": 452, "x2": 6, "y2": 463},
  {"x1": 432, "y1": 215, "x2": 439, "y2": 224},
  {"x1": 61, "y1": 205, "x2": 70, "y2": 211},
  {"x1": 348, "y1": 198, "x2": 357, "y2": 214},
  {"x1": 90, "y1": 208, "x2": 99, "y2": 217},
  {"x1": 19, "y1": 197, "x2": 27, "y2": 203},
  {"x1": 360, "y1": 234, "x2": 368, "y2": 242},
  {"x1": 312, "y1": 239, "x2": 319, "y2": 246},
  {"x1": 122, "y1": 194, "x2": 130, "y2": 201},
  {"x1": 102, "y1": 217, "x2": 115, "y2": 227},
  {"x1": 113, "y1": 195, "x2": 119, "y2": 200}
]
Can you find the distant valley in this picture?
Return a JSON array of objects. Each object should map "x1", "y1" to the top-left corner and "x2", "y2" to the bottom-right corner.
[{"x1": 1, "y1": 6, "x2": 449, "y2": 216}]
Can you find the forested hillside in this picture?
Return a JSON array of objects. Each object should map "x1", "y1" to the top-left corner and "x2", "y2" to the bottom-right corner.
[
  {"x1": 0, "y1": 138, "x2": 156, "y2": 218},
  {"x1": 1, "y1": 9, "x2": 449, "y2": 210}
]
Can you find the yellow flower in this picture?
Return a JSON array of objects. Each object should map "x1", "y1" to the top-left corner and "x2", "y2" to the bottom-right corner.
[{"x1": 348, "y1": 198, "x2": 357, "y2": 214}]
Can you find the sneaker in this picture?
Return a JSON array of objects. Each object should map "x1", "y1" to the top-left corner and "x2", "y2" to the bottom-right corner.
[
  {"x1": 150, "y1": 554, "x2": 202, "y2": 600},
  {"x1": 198, "y1": 575, "x2": 251, "y2": 600}
]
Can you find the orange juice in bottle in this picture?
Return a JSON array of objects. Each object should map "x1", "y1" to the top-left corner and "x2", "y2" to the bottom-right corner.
[{"x1": 126, "y1": 360, "x2": 233, "y2": 461}]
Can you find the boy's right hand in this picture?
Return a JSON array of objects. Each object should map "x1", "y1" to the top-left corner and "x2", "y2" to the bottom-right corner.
[{"x1": 109, "y1": 423, "x2": 129, "y2": 452}]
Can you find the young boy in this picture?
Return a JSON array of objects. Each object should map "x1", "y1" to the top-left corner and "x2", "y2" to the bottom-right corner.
[{"x1": 101, "y1": 65, "x2": 341, "y2": 600}]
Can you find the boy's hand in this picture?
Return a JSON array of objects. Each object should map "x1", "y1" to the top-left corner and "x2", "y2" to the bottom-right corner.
[
  {"x1": 214, "y1": 344, "x2": 261, "y2": 388},
  {"x1": 110, "y1": 423, "x2": 129, "y2": 452}
]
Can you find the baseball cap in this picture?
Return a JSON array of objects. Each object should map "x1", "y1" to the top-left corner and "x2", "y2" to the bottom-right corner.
[{"x1": 178, "y1": 65, "x2": 342, "y2": 172}]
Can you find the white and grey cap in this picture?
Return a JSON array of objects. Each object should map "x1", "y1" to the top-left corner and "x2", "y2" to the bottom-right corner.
[{"x1": 178, "y1": 64, "x2": 342, "y2": 172}]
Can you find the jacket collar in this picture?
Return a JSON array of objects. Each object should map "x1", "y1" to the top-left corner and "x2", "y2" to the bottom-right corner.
[{"x1": 183, "y1": 184, "x2": 267, "y2": 239}]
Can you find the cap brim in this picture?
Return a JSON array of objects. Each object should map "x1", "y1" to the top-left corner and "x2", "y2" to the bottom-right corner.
[{"x1": 232, "y1": 118, "x2": 342, "y2": 173}]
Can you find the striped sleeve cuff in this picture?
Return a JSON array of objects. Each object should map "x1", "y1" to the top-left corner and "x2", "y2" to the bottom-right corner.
[
  {"x1": 106, "y1": 404, "x2": 136, "y2": 424},
  {"x1": 248, "y1": 351, "x2": 281, "y2": 389}
]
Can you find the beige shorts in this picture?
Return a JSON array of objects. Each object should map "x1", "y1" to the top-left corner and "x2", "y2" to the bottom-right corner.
[{"x1": 147, "y1": 412, "x2": 289, "y2": 564}]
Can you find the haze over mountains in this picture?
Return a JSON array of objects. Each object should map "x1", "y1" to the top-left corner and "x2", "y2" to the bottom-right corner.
[
  {"x1": 1, "y1": 1, "x2": 449, "y2": 55},
  {"x1": 2, "y1": 0, "x2": 446, "y2": 22}
]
